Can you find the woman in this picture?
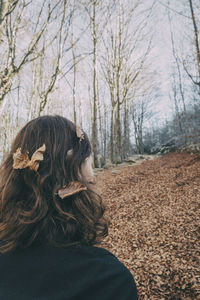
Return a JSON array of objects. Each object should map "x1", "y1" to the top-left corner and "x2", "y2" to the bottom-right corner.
[{"x1": 0, "y1": 115, "x2": 138, "y2": 299}]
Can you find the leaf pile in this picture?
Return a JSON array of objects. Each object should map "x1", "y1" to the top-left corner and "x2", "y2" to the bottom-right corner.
[{"x1": 96, "y1": 153, "x2": 200, "y2": 299}]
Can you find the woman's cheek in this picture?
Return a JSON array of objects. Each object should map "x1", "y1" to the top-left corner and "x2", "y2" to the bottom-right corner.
[{"x1": 81, "y1": 156, "x2": 95, "y2": 183}]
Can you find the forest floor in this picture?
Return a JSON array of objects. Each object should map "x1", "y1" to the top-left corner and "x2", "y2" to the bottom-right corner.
[{"x1": 96, "y1": 152, "x2": 200, "y2": 300}]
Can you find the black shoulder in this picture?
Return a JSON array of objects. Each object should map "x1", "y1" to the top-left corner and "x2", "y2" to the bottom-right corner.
[{"x1": 81, "y1": 246, "x2": 138, "y2": 300}]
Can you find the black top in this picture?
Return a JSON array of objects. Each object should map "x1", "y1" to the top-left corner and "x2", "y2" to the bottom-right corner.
[{"x1": 0, "y1": 244, "x2": 138, "y2": 300}]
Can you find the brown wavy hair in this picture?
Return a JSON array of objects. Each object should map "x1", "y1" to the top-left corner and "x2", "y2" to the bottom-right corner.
[{"x1": 0, "y1": 115, "x2": 108, "y2": 253}]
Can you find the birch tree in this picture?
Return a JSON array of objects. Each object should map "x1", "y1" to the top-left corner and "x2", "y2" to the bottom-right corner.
[
  {"x1": 187, "y1": 0, "x2": 200, "y2": 86},
  {"x1": 0, "y1": 0, "x2": 63, "y2": 106},
  {"x1": 80, "y1": 0, "x2": 112, "y2": 166},
  {"x1": 101, "y1": 0, "x2": 153, "y2": 161},
  {"x1": 39, "y1": 0, "x2": 68, "y2": 114}
]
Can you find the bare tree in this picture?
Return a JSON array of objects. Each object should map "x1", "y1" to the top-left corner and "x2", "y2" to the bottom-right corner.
[
  {"x1": 80, "y1": 0, "x2": 112, "y2": 166},
  {"x1": 188, "y1": 0, "x2": 200, "y2": 84},
  {"x1": 0, "y1": 0, "x2": 63, "y2": 106},
  {"x1": 91, "y1": 0, "x2": 98, "y2": 167},
  {"x1": 71, "y1": 19, "x2": 77, "y2": 125},
  {"x1": 168, "y1": 10, "x2": 187, "y2": 113},
  {"x1": 180, "y1": 0, "x2": 200, "y2": 88},
  {"x1": 101, "y1": 0, "x2": 153, "y2": 161},
  {"x1": 131, "y1": 77, "x2": 156, "y2": 154},
  {"x1": 39, "y1": 0, "x2": 68, "y2": 114},
  {"x1": 0, "y1": 0, "x2": 19, "y2": 40}
]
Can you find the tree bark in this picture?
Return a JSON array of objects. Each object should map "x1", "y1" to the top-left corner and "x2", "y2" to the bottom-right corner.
[
  {"x1": 91, "y1": 1, "x2": 98, "y2": 167},
  {"x1": 72, "y1": 29, "x2": 77, "y2": 124},
  {"x1": 188, "y1": 0, "x2": 200, "y2": 82}
]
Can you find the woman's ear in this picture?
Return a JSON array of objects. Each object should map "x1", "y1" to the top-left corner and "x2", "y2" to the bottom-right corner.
[{"x1": 81, "y1": 155, "x2": 95, "y2": 184}]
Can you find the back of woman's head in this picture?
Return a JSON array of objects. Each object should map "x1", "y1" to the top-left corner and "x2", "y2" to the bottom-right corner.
[{"x1": 0, "y1": 115, "x2": 107, "y2": 253}]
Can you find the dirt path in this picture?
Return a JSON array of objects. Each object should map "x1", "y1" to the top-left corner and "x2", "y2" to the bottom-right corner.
[{"x1": 96, "y1": 153, "x2": 200, "y2": 300}]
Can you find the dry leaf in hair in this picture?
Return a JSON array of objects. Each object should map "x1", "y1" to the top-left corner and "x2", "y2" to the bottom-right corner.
[
  {"x1": 28, "y1": 144, "x2": 46, "y2": 171},
  {"x1": 13, "y1": 148, "x2": 30, "y2": 169},
  {"x1": 58, "y1": 181, "x2": 87, "y2": 199},
  {"x1": 13, "y1": 144, "x2": 46, "y2": 172},
  {"x1": 76, "y1": 126, "x2": 84, "y2": 141}
]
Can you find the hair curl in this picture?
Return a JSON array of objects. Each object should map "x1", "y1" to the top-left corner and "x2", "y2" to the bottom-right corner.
[{"x1": 0, "y1": 115, "x2": 108, "y2": 253}]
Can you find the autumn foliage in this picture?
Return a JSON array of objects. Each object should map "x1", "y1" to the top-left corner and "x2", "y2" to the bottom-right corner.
[{"x1": 97, "y1": 153, "x2": 200, "y2": 299}]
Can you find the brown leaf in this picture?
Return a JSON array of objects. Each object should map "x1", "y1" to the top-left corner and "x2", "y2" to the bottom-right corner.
[
  {"x1": 96, "y1": 153, "x2": 200, "y2": 299},
  {"x1": 58, "y1": 181, "x2": 87, "y2": 199},
  {"x1": 76, "y1": 126, "x2": 84, "y2": 141},
  {"x1": 29, "y1": 144, "x2": 46, "y2": 171},
  {"x1": 13, "y1": 148, "x2": 30, "y2": 169},
  {"x1": 13, "y1": 144, "x2": 46, "y2": 172}
]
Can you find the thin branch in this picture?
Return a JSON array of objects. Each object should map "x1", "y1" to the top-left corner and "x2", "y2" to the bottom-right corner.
[
  {"x1": 182, "y1": 61, "x2": 200, "y2": 86},
  {"x1": 157, "y1": 0, "x2": 191, "y2": 19},
  {"x1": 39, "y1": 0, "x2": 67, "y2": 113}
]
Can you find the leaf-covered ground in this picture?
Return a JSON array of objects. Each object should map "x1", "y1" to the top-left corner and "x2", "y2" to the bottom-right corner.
[{"x1": 96, "y1": 153, "x2": 200, "y2": 300}]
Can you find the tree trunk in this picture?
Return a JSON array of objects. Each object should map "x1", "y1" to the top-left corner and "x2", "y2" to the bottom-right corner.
[
  {"x1": 91, "y1": 1, "x2": 98, "y2": 167},
  {"x1": 72, "y1": 31, "x2": 77, "y2": 125},
  {"x1": 188, "y1": 0, "x2": 200, "y2": 81},
  {"x1": 103, "y1": 102, "x2": 107, "y2": 161},
  {"x1": 116, "y1": 98, "x2": 121, "y2": 159},
  {"x1": 123, "y1": 97, "x2": 129, "y2": 158},
  {"x1": 110, "y1": 106, "x2": 114, "y2": 162}
]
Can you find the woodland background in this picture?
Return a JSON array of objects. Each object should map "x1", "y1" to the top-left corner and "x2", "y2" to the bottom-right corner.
[
  {"x1": 0, "y1": 0, "x2": 200, "y2": 164},
  {"x1": 0, "y1": 1, "x2": 200, "y2": 299}
]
